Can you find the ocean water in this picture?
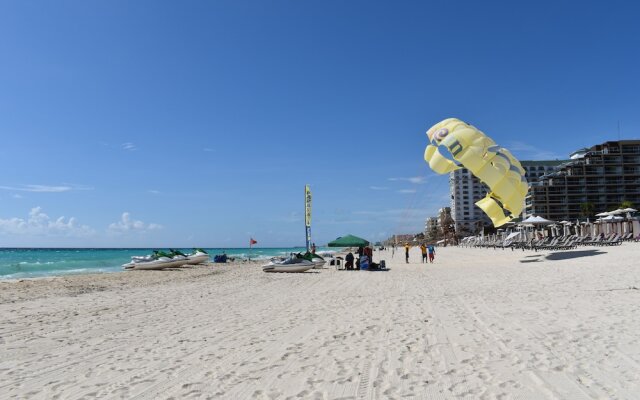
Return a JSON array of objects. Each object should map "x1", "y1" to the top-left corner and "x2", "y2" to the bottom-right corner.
[{"x1": 0, "y1": 247, "x2": 337, "y2": 280}]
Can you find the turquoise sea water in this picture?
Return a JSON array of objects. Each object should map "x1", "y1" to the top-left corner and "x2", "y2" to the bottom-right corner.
[{"x1": 0, "y1": 247, "x2": 337, "y2": 280}]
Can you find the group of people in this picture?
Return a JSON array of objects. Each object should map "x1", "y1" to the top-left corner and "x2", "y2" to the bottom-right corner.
[
  {"x1": 402, "y1": 243, "x2": 435, "y2": 264},
  {"x1": 343, "y1": 246, "x2": 379, "y2": 270}
]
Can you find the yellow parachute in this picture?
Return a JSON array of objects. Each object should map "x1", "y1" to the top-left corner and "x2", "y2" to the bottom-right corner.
[{"x1": 424, "y1": 118, "x2": 528, "y2": 227}]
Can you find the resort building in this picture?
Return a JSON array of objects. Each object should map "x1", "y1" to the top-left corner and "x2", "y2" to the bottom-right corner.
[
  {"x1": 424, "y1": 217, "x2": 439, "y2": 241},
  {"x1": 385, "y1": 234, "x2": 415, "y2": 246},
  {"x1": 520, "y1": 160, "x2": 569, "y2": 217},
  {"x1": 449, "y1": 169, "x2": 490, "y2": 235},
  {"x1": 525, "y1": 140, "x2": 640, "y2": 221},
  {"x1": 450, "y1": 160, "x2": 565, "y2": 234}
]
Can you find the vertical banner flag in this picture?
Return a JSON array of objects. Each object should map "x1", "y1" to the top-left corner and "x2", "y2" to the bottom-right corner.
[
  {"x1": 305, "y1": 185, "x2": 312, "y2": 251},
  {"x1": 305, "y1": 185, "x2": 312, "y2": 227}
]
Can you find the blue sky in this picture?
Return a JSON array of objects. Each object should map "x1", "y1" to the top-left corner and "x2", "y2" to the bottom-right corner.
[{"x1": 1, "y1": 0, "x2": 639, "y2": 247}]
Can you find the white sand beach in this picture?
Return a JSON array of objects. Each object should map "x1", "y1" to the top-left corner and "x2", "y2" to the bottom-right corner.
[{"x1": 2, "y1": 244, "x2": 640, "y2": 399}]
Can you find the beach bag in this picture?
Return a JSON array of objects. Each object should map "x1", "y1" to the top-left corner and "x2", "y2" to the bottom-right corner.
[{"x1": 380, "y1": 260, "x2": 386, "y2": 269}]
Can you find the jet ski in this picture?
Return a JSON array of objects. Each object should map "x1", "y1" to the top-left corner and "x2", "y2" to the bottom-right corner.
[
  {"x1": 262, "y1": 256, "x2": 314, "y2": 273},
  {"x1": 123, "y1": 250, "x2": 189, "y2": 270},
  {"x1": 185, "y1": 248, "x2": 210, "y2": 265},
  {"x1": 300, "y1": 251, "x2": 326, "y2": 268}
]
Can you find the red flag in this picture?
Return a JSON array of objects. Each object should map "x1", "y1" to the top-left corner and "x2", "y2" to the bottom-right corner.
[{"x1": 250, "y1": 238, "x2": 257, "y2": 246}]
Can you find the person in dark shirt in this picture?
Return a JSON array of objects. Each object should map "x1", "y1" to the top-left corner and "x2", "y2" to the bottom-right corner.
[{"x1": 345, "y1": 252, "x2": 355, "y2": 270}]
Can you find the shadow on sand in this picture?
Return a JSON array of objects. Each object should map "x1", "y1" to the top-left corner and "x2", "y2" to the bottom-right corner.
[
  {"x1": 545, "y1": 249, "x2": 607, "y2": 261},
  {"x1": 519, "y1": 255, "x2": 543, "y2": 263}
]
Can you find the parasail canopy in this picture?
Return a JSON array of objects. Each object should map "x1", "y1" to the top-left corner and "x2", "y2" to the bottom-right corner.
[{"x1": 424, "y1": 118, "x2": 528, "y2": 227}]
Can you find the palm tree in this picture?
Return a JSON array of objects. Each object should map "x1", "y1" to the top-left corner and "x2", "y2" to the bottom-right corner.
[
  {"x1": 619, "y1": 200, "x2": 635, "y2": 209},
  {"x1": 439, "y1": 208, "x2": 455, "y2": 245},
  {"x1": 580, "y1": 202, "x2": 595, "y2": 218}
]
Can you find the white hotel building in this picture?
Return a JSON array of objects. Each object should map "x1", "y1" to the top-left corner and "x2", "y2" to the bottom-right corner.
[{"x1": 449, "y1": 161, "x2": 565, "y2": 235}]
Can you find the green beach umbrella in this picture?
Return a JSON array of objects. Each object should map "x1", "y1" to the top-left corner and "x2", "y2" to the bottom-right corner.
[{"x1": 327, "y1": 234, "x2": 370, "y2": 247}]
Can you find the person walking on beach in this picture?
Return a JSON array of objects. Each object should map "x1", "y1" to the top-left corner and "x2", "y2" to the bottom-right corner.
[
  {"x1": 311, "y1": 243, "x2": 316, "y2": 254},
  {"x1": 404, "y1": 243, "x2": 410, "y2": 263},
  {"x1": 427, "y1": 244, "x2": 436, "y2": 263},
  {"x1": 420, "y1": 243, "x2": 428, "y2": 263}
]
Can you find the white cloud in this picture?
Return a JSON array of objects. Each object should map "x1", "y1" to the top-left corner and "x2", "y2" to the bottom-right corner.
[
  {"x1": 398, "y1": 189, "x2": 417, "y2": 194},
  {"x1": 12, "y1": 194, "x2": 23, "y2": 199},
  {"x1": 504, "y1": 141, "x2": 566, "y2": 160},
  {"x1": 108, "y1": 212, "x2": 162, "y2": 234},
  {"x1": 270, "y1": 211, "x2": 302, "y2": 223},
  {"x1": 369, "y1": 186, "x2": 389, "y2": 190},
  {"x1": 0, "y1": 207, "x2": 95, "y2": 237},
  {"x1": 351, "y1": 208, "x2": 438, "y2": 225},
  {"x1": 122, "y1": 142, "x2": 136, "y2": 151},
  {"x1": 0, "y1": 184, "x2": 71, "y2": 192},
  {"x1": 388, "y1": 176, "x2": 426, "y2": 184},
  {"x1": 0, "y1": 184, "x2": 92, "y2": 192},
  {"x1": 148, "y1": 190, "x2": 160, "y2": 194}
]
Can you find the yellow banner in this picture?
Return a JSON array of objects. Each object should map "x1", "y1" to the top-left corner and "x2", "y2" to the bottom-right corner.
[{"x1": 305, "y1": 185, "x2": 312, "y2": 227}]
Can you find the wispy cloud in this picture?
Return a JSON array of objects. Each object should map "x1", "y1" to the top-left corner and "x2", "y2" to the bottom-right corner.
[
  {"x1": 369, "y1": 186, "x2": 389, "y2": 191},
  {"x1": 122, "y1": 142, "x2": 136, "y2": 151},
  {"x1": 269, "y1": 211, "x2": 302, "y2": 223},
  {"x1": 107, "y1": 212, "x2": 162, "y2": 234},
  {"x1": 0, "y1": 207, "x2": 95, "y2": 237},
  {"x1": 398, "y1": 189, "x2": 416, "y2": 194},
  {"x1": 388, "y1": 176, "x2": 426, "y2": 184},
  {"x1": 12, "y1": 194, "x2": 23, "y2": 199},
  {"x1": 148, "y1": 190, "x2": 160, "y2": 194},
  {"x1": 351, "y1": 208, "x2": 437, "y2": 224},
  {"x1": 0, "y1": 184, "x2": 92, "y2": 193},
  {"x1": 504, "y1": 141, "x2": 566, "y2": 160}
]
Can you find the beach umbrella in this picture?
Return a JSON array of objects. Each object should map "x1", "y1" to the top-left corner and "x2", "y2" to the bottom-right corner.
[
  {"x1": 327, "y1": 234, "x2": 370, "y2": 247},
  {"x1": 621, "y1": 208, "x2": 637, "y2": 220},
  {"x1": 521, "y1": 215, "x2": 555, "y2": 226},
  {"x1": 595, "y1": 211, "x2": 611, "y2": 217}
]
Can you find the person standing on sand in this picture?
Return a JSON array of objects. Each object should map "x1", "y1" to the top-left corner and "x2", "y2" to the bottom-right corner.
[
  {"x1": 364, "y1": 246, "x2": 373, "y2": 263},
  {"x1": 420, "y1": 243, "x2": 428, "y2": 263},
  {"x1": 311, "y1": 243, "x2": 316, "y2": 253},
  {"x1": 404, "y1": 243, "x2": 410, "y2": 263},
  {"x1": 427, "y1": 244, "x2": 436, "y2": 263}
]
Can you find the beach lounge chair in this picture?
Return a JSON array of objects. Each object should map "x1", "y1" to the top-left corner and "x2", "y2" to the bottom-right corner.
[{"x1": 604, "y1": 234, "x2": 622, "y2": 246}]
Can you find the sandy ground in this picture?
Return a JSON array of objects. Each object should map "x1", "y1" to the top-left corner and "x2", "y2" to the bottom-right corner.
[{"x1": 2, "y1": 244, "x2": 640, "y2": 399}]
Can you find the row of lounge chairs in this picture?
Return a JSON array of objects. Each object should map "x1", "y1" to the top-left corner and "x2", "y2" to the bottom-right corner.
[{"x1": 467, "y1": 232, "x2": 637, "y2": 251}]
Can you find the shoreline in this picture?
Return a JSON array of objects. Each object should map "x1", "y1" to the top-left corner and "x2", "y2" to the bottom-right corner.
[
  {"x1": 0, "y1": 261, "x2": 260, "y2": 304},
  {"x1": 0, "y1": 247, "x2": 340, "y2": 281}
]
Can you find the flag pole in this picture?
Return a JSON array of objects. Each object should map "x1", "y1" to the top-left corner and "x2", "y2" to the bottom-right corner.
[{"x1": 249, "y1": 237, "x2": 257, "y2": 260}]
